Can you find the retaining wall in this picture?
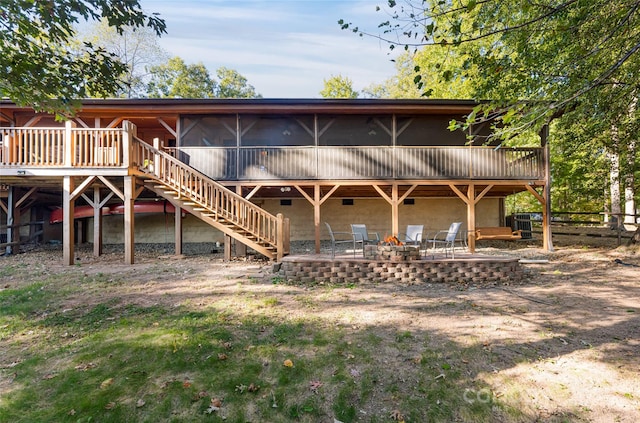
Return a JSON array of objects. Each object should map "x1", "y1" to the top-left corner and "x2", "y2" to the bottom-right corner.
[{"x1": 277, "y1": 256, "x2": 523, "y2": 287}]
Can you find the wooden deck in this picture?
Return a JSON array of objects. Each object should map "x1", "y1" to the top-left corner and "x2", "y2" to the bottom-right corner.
[{"x1": 1, "y1": 120, "x2": 553, "y2": 262}]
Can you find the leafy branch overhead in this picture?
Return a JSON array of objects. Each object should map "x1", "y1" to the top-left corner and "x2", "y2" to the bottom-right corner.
[
  {"x1": 0, "y1": 0, "x2": 166, "y2": 116},
  {"x1": 340, "y1": 0, "x2": 640, "y2": 140}
]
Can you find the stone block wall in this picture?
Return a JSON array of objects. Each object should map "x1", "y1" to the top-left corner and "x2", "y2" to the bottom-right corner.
[{"x1": 277, "y1": 256, "x2": 523, "y2": 287}]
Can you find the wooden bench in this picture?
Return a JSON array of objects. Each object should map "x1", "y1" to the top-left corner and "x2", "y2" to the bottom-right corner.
[{"x1": 475, "y1": 227, "x2": 522, "y2": 240}]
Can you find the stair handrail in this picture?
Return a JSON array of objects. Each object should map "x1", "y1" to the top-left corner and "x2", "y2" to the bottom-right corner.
[{"x1": 131, "y1": 136, "x2": 286, "y2": 255}]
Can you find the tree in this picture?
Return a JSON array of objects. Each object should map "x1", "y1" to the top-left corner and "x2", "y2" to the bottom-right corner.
[
  {"x1": 340, "y1": 1, "x2": 640, "y2": 141},
  {"x1": 215, "y1": 67, "x2": 262, "y2": 99},
  {"x1": 0, "y1": 0, "x2": 165, "y2": 116},
  {"x1": 82, "y1": 19, "x2": 169, "y2": 98},
  {"x1": 362, "y1": 48, "x2": 475, "y2": 99},
  {"x1": 147, "y1": 57, "x2": 216, "y2": 98},
  {"x1": 342, "y1": 1, "x2": 639, "y2": 221},
  {"x1": 146, "y1": 59, "x2": 262, "y2": 99},
  {"x1": 320, "y1": 75, "x2": 359, "y2": 98}
]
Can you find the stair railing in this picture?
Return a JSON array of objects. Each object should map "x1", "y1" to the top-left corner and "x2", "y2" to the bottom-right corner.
[{"x1": 132, "y1": 136, "x2": 288, "y2": 258}]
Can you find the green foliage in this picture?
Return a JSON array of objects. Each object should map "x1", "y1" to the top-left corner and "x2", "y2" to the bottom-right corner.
[
  {"x1": 0, "y1": 0, "x2": 166, "y2": 116},
  {"x1": 320, "y1": 74, "x2": 359, "y2": 98},
  {"x1": 344, "y1": 0, "x2": 640, "y2": 213},
  {"x1": 146, "y1": 58, "x2": 261, "y2": 99},
  {"x1": 215, "y1": 66, "x2": 262, "y2": 99},
  {"x1": 146, "y1": 57, "x2": 216, "y2": 98}
]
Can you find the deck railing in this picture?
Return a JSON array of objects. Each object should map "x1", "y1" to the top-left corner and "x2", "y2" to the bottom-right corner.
[
  {"x1": 1, "y1": 122, "x2": 125, "y2": 167},
  {"x1": 1, "y1": 124, "x2": 544, "y2": 180},
  {"x1": 176, "y1": 145, "x2": 544, "y2": 180}
]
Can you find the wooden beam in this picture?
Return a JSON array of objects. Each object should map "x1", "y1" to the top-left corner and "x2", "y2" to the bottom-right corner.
[
  {"x1": 244, "y1": 185, "x2": 263, "y2": 200},
  {"x1": 70, "y1": 176, "x2": 97, "y2": 201},
  {"x1": 474, "y1": 184, "x2": 494, "y2": 204},
  {"x1": 449, "y1": 184, "x2": 471, "y2": 205},
  {"x1": 467, "y1": 184, "x2": 476, "y2": 253},
  {"x1": 123, "y1": 176, "x2": 135, "y2": 264},
  {"x1": 15, "y1": 187, "x2": 38, "y2": 208},
  {"x1": 93, "y1": 186, "x2": 103, "y2": 257},
  {"x1": 63, "y1": 176, "x2": 75, "y2": 265},
  {"x1": 157, "y1": 117, "x2": 177, "y2": 138},
  {"x1": 319, "y1": 185, "x2": 340, "y2": 205},
  {"x1": 398, "y1": 184, "x2": 418, "y2": 203},
  {"x1": 98, "y1": 176, "x2": 124, "y2": 200},
  {"x1": 106, "y1": 117, "x2": 124, "y2": 128},
  {"x1": 4, "y1": 187, "x2": 15, "y2": 255},
  {"x1": 525, "y1": 185, "x2": 545, "y2": 205}
]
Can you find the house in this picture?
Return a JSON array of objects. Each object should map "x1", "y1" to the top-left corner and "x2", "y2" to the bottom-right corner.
[{"x1": 0, "y1": 98, "x2": 553, "y2": 263}]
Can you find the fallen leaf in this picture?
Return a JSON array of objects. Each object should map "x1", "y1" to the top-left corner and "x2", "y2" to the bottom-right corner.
[
  {"x1": 100, "y1": 378, "x2": 114, "y2": 389},
  {"x1": 283, "y1": 359, "x2": 294, "y2": 367},
  {"x1": 223, "y1": 341, "x2": 232, "y2": 349},
  {"x1": 105, "y1": 402, "x2": 116, "y2": 410},
  {"x1": 75, "y1": 362, "x2": 96, "y2": 371},
  {"x1": 136, "y1": 399, "x2": 145, "y2": 408},
  {"x1": 218, "y1": 353, "x2": 228, "y2": 360},
  {"x1": 183, "y1": 380, "x2": 192, "y2": 388},
  {"x1": 42, "y1": 373, "x2": 56, "y2": 380},
  {"x1": 211, "y1": 397, "x2": 222, "y2": 407},
  {"x1": 68, "y1": 409, "x2": 76, "y2": 416},
  {"x1": 390, "y1": 409, "x2": 405, "y2": 421},
  {"x1": 248, "y1": 383, "x2": 260, "y2": 392},
  {"x1": 309, "y1": 380, "x2": 323, "y2": 393}
]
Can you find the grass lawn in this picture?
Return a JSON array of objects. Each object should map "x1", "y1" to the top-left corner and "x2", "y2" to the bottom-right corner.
[{"x1": 1, "y1": 242, "x2": 639, "y2": 422}]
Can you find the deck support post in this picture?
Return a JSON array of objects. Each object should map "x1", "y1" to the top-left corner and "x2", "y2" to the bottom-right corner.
[
  {"x1": 63, "y1": 176, "x2": 75, "y2": 265},
  {"x1": 467, "y1": 184, "x2": 476, "y2": 253},
  {"x1": 276, "y1": 213, "x2": 285, "y2": 261},
  {"x1": 234, "y1": 186, "x2": 247, "y2": 257},
  {"x1": 224, "y1": 234, "x2": 232, "y2": 261},
  {"x1": 314, "y1": 185, "x2": 321, "y2": 253},
  {"x1": 174, "y1": 199, "x2": 183, "y2": 256},
  {"x1": 123, "y1": 176, "x2": 135, "y2": 264},
  {"x1": 294, "y1": 183, "x2": 340, "y2": 254},
  {"x1": 93, "y1": 186, "x2": 103, "y2": 257},
  {"x1": 4, "y1": 187, "x2": 15, "y2": 256}
]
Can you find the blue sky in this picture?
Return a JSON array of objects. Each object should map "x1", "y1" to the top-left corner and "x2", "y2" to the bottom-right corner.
[{"x1": 142, "y1": 0, "x2": 401, "y2": 98}]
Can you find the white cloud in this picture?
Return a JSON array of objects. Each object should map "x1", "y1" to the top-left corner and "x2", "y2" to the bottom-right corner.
[{"x1": 143, "y1": 0, "x2": 402, "y2": 97}]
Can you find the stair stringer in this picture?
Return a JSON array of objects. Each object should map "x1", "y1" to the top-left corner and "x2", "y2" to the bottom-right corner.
[{"x1": 143, "y1": 180, "x2": 277, "y2": 260}]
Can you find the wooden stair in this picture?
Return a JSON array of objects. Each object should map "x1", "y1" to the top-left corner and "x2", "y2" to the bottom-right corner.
[{"x1": 133, "y1": 138, "x2": 289, "y2": 260}]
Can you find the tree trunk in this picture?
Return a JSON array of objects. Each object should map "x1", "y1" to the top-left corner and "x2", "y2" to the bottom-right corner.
[
  {"x1": 624, "y1": 138, "x2": 637, "y2": 225},
  {"x1": 608, "y1": 125, "x2": 622, "y2": 229}
]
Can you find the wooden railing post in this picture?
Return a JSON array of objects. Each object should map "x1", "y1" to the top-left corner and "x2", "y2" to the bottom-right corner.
[
  {"x1": 3, "y1": 133, "x2": 12, "y2": 164},
  {"x1": 64, "y1": 120, "x2": 75, "y2": 167},
  {"x1": 153, "y1": 138, "x2": 161, "y2": 177},
  {"x1": 122, "y1": 120, "x2": 135, "y2": 168},
  {"x1": 276, "y1": 213, "x2": 285, "y2": 261}
]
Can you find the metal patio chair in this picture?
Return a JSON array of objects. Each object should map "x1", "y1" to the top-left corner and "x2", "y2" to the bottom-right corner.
[
  {"x1": 350, "y1": 224, "x2": 380, "y2": 257},
  {"x1": 426, "y1": 222, "x2": 462, "y2": 259},
  {"x1": 398, "y1": 224, "x2": 424, "y2": 248},
  {"x1": 324, "y1": 222, "x2": 354, "y2": 259}
]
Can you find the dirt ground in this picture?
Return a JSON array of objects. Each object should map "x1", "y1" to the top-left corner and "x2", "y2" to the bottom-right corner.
[{"x1": 2, "y1": 231, "x2": 640, "y2": 422}]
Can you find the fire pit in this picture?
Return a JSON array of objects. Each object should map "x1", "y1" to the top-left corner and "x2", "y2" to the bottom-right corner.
[{"x1": 363, "y1": 235, "x2": 420, "y2": 261}]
